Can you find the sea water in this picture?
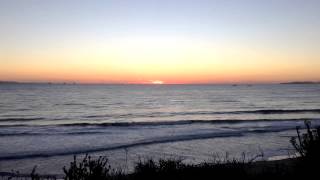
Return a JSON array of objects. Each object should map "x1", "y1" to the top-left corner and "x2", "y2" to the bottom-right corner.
[{"x1": 0, "y1": 84, "x2": 320, "y2": 175}]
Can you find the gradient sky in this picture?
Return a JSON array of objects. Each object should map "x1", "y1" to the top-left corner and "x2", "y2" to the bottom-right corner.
[{"x1": 0, "y1": 0, "x2": 319, "y2": 84}]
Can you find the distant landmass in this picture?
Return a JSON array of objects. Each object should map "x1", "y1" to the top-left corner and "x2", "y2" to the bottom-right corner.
[
  {"x1": 0, "y1": 81, "x2": 21, "y2": 84},
  {"x1": 280, "y1": 81, "x2": 320, "y2": 84},
  {"x1": 0, "y1": 81, "x2": 77, "y2": 85}
]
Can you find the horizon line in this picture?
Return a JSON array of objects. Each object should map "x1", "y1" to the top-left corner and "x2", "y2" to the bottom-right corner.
[{"x1": 1, "y1": 80, "x2": 319, "y2": 85}]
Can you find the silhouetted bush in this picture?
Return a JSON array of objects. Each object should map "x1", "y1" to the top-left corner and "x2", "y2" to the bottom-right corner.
[
  {"x1": 30, "y1": 166, "x2": 40, "y2": 180},
  {"x1": 290, "y1": 120, "x2": 320, "y2": 159},
  {"x1": 34, "y1": 144, "x2": 299, "y2": 179},
  {"x1": 63, "y1": 154, "x2": 124, "y2": 180},
  {"x1": 290, "y1": 120, "x2": 320, "y2": 178}
]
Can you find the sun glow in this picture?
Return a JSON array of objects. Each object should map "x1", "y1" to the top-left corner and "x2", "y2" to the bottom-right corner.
[
  {"x1": 151, "y1": 80, "x2": 164, "y2": 84},
  {"x1": 1, "y1": 35, "x2": 319, "y2": 84}
]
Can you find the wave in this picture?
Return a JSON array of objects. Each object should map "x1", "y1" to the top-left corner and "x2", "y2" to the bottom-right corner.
[
  {"x1": 0, "y1": 127, "x2": 294, "y2": 161},
  {"x1": 0, "y1": 124, "x2": 302, "y2": 161},
  {"x1": 12, "y1": 108, "x2": 31, "y2": 112},
  {"x1": 0, "y1": 118, "x2": 319, "y2": 128},
  {"x1": 2, "y1": 118, "x2": 317, "y2": 137},
  {"x1": 60, "y1": 103, "x2": 87, "y2": 106},
  {"x1": 170, "y1": 109, "x2": 320, "y2": 115},
  {"x1": 0, "y1": 117, "x2": 45, "y2": 122},
  {"x1": 0, "y1": 117, "x2": 72, "y2": 122},
  {"x1": 57, "y1": 118, "x2": 320, "y2": 127},
  {"x1": 244, "y1": 109, "x2": 320, "y2": 114},
  {"x1": 1, "y1": 108, "x2": 319, "y2": 123},
  {"x1": 0, "y1": 120, "x2": 316, "y2": 161},
  {"x1": 0, "y1": 131, "x2": 106, "y2": 136},
  {"x1": 82, "y1": 109, "x2": 320, "y2": 119}
]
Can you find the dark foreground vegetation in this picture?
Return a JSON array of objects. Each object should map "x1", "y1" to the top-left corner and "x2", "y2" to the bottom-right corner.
[{"x1": 2, "y1": 121, "x2": 320, "y2": 180}]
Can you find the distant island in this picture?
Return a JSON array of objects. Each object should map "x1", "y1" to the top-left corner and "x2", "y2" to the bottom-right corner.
[{"x1": 280, "y1": 81, "x2": 320, "y2": 85}]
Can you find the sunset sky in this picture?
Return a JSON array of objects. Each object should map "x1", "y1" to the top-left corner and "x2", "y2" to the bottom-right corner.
[{"x1": 0, "y1": 0, "x2": 319, "y2": 84}]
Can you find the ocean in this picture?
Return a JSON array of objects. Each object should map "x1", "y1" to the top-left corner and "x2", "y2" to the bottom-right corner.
[{"x1": 0, "y1": 84, "x2": 320, "y2": 175}]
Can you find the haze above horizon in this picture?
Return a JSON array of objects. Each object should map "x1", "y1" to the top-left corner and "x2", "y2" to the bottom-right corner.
[{"x1": 1, "y1": 0, "x2": 319, "y2": 84}]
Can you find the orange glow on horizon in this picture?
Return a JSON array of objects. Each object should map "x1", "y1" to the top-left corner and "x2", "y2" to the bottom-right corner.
[{"x1": 1, "y1": 36, "x2": 319, "y2": 84}]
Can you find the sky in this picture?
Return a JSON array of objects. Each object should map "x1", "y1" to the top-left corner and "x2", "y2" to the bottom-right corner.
[{"x1": 0, "y1": 0, "x2": 319, "y2": 84}]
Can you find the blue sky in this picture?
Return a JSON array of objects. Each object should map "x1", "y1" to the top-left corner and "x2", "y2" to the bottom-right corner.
[{"x1": 1, "y1": 0, "x2": 319, "y2": 47}]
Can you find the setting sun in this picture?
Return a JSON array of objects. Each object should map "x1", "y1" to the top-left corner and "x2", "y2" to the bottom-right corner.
[{"x1": 151, "y1": 80, "x2": 164, "y2": 84}]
